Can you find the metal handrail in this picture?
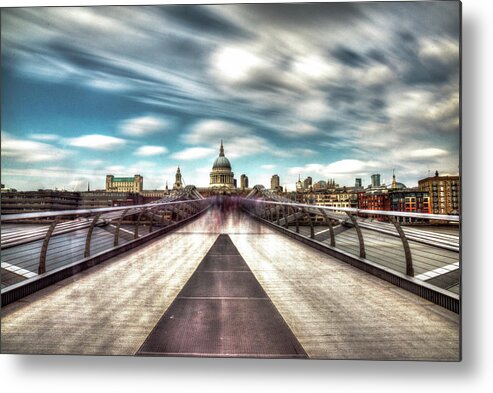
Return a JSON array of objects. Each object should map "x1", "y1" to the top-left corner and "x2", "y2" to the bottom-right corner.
[
  {"x1": 0, "y1": 199, "x2": 203, "y2": 222},
  {"x1": 1, "y1": 197, "x2": 211, "y2": 291},
  {"x1": 240, "y1": 197, "x2": 460, "y2": 282},
  {"x1": 240, "y1": 198, "x2": 460, "y2": 222}
]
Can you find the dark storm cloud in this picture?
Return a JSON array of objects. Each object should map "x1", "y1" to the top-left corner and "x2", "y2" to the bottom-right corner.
[
  {"x1": 159, "y1": 5, "x2": 253, "y2": 39},
  {"x1": 329, "y1": 86, "x2": 360, "y2": 104},
  {"x1": 398, "y1": 30, "x2": 416, "y2": 43},
  {"x1": 331, "y1": 46, "x2": 368, "y2": 68},
  {"x1": 396, "y1": 34, "x2": 459, "y2": 86},
  {"x1": 367, "y1": 49, "x2": 390, "y2": 65},
  {"x1": 369, "y1": 98, "x2": 387, "y2": 111},
  {"x1": 236, "y1": 3, "x2": 365, "y2": 26}
]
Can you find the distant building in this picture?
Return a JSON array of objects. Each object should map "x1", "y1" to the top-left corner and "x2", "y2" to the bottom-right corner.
[
  {"x1": 389, "y1": 190, "x2": 430, "y2": 220},
  {"x1": 327, "y1": 179, "x2": 337, "y2": 190},
  {"x1": 306, "y1": 188, "x2": 358, "y2": 209},
  {"x1": 140, "y1": 190, "x2": 168, "y2": 203},
  {"x1": 1, "y1": 184, "x2": 17, "y2": 193},
  {"x1": 80, "y1": 191, "x2": 143, "y2": 209},
  {"x1": 390, "y1": 170, "x2": 406, "y2": 190},
  {"x1": 240, "y1": 174, "x2": 249, "y2": 190},
  {"x1": 173, "y1": 166, "x2": 183, "y2": 190},
  {"x1": 358, "y1": 191, "x2": 390, "y2": 219},
  {"x1": 271, "y1": 174, "x2": 281, "y2": 192},
  {"x1": 106, "y1": 175, "x2": 143, "y2": 193},
  {"x1": 312, "y1": 180, "x2": 327, "y2": 191},
  {"x1": 418, "y1": 171, "x2": 460, "y2": 214},
  {"x1": 296, "y1": 175, "x2": 303, "y2": 191},
  {"x1": 303, "y1": 176, "x2": 312, "y2": 190},
  {"x1": 371, "y1": 174, "x2": 381, "y2": 188},
  {"x1": 1, "y1": 190, "x2": 80, "y2": 214},
  {"x1": 355, "y1": 178, "x2": 362, "y2": 188}
]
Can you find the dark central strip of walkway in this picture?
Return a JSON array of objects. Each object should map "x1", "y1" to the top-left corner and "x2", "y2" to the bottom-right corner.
[{"x1": 137, "y1": 234, "x2": 307, "y2": 358}]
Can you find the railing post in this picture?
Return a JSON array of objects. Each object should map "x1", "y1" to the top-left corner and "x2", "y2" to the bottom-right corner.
[
  {"x1": 295, "y1": 207, "x2": 300, "y2": 233},
  {"x1": 283, "y1": 205, "x2": 289, "y2": 228},
  {"x1": 345, "y1": 212, "x2": 366, "y2": 259},
  {"x1": 276, "y1": 205, "x2": 280, "y2": 226},
  {"x1": 259, "y1": 203, "x2": 264, "y2": 218},
  {"x1": 114, "y1": 208, "x2": 129, "y2": 246},
  {"x1": 174, "y1": 203, "x2": 181, "y2": 221},
  {"x1": 302, "y1": 208, "x2": 314, "y2": 239},
  {"x1": 148, "y1": 207, "x2": 156, "y2": 233},
  {"x1": 161, "y1": 209, "x2": 169, "y2": 226},
  {"x1": 134, "y1": 208, "x2": 147, "y2": 239},
  {"x1": 39, "y1": 217, "x2": 60, "y2": 274},
  {"x1": 85, "y1": 213, "x2": 101, "y2": 258},
  {"x1": 389, "y1": 216, "x2": 414, "y2": 277},
  {"x1": 318, "y1": 208, "x2": 336, "y2": 247}
]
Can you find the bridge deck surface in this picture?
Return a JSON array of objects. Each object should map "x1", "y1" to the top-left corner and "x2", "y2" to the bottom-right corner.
[{"x1": 1, "y1": 208, "x2": 459, "y2": 360}]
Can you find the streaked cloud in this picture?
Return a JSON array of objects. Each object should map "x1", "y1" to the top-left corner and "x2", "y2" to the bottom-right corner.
[
  {"x1": 408, "y1": 148, "x2": 448, "y2": 159},
  {"x1": 29, "y1": 133, "x2": 60, "y2": 142},
  {"x1": 66, "y1": 134, "x2": 127, "y2": 150},
  {"x1": 135, "y1": 145, "x2": 168, "y2": 156},
  {"x1": 171, "y1": 147, "x2": 216, "y2": 160},
  {"x1": 2, "y1": 132, "x2": 69, "y2": 163},
  {"x1": 119, "y1": 115, "x2": 170, "y2": 137}
]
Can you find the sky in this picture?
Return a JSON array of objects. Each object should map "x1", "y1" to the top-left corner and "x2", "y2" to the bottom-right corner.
[{"x1": 1, "y1": 1, "x2": 460, "y2": 192}]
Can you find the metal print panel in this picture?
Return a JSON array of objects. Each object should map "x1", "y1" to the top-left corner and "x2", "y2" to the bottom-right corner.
[{"x1": 0, "y1": 1, "x2": 461, "y2": 360}]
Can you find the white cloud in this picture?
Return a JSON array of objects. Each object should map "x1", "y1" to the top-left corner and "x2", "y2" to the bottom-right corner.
[
  {"x1": 185, "y1": 119, "x2": 317, "y2": 159},
  {"x1": 212, "y1": 46, "x2": 264, "y2": 82},
  {"x1": 184, "y1": 119, "x2": 247, "y2": 145},
  {"x1": 280, "y1": 122, "x2": 320, "y2": 137},
  {"x1": 408, "y1": 148, "x2": 448, "y2": 159},
  {"x1": 1, "y1": 132, "x2": 69, "y2": 163},
  {"x1": 135, "y1": 145, "x2": 168, "y2": 156},
  {"x1": 66, "y1": 134, "x2": 126, "y2": 150},
  {"x1": 86, "y1": 77, "x2": 130, "y2": 92},
  {"x1": 291, "y1": 55, "x2": 340, "y2": 81},
  {"x1": 386, "y1": 90, "x2": 431, "y2": 119},
  {"x1": 419, "y1": 37, "x2": 459, "y2": 63},
  {"x1": 261, "y1": 164, "x2": 276, "y2": 170},
  {"x1": 184, "y1": 119, "x2": 268, "y2": 158},
  {"x1": 295, "y1": 96, "x2": 332, "y2": 121},
  {"x1": 83, "y1": 159, "x2": 105, "y2": 166},
  {"x1": 29, "y1": 133, "x2": 59, "y2": 142},
  {"x1": 119, "y1": 115, "x2": 169, "y2": 137},
  {"x1": 424, "y1": 92, "x2": 459, "y2": 123},
  {"x1": 171, "y1": 147, "x2": 216, "y2": 160},
  {"x1": 105, "y1": 165, "x2": 126, "y2": 173},
  {"x1": 290, "y1": 159, "x2": 380, "y2": 176},
  {"x1": 359, "y1": 64, "x2": 393, "y2": 86}
]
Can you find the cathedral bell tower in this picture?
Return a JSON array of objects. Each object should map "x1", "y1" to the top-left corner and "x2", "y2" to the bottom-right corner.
[{"x1": 173, "y1": 166, "x2": 182, "y2": 190}]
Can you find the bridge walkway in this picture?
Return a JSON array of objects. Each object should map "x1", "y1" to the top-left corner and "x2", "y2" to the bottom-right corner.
[{"x1": 0, "y1": 208, "x2": 459, "y2": 360}]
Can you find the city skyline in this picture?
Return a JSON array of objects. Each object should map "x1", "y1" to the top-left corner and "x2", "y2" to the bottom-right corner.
[{"x1": 1, "y1": 3, "x2": 460, "y2": 191}]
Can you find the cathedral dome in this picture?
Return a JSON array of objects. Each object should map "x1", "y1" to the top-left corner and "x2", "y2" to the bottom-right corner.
[
  {"x1": 213, "y1": 155, "x2": 231, "y2": 170},
  {"x1": 212, "y1": 140, "x2": 231, "y2": 170}
]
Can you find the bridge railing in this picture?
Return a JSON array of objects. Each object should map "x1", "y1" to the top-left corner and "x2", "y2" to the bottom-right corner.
[
  {"x1": 1, "y1": 198, "x2": 210, "y2": 293},
  {"x1": 240, "y1": 198, "x2": 460, "y2": 283}
]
